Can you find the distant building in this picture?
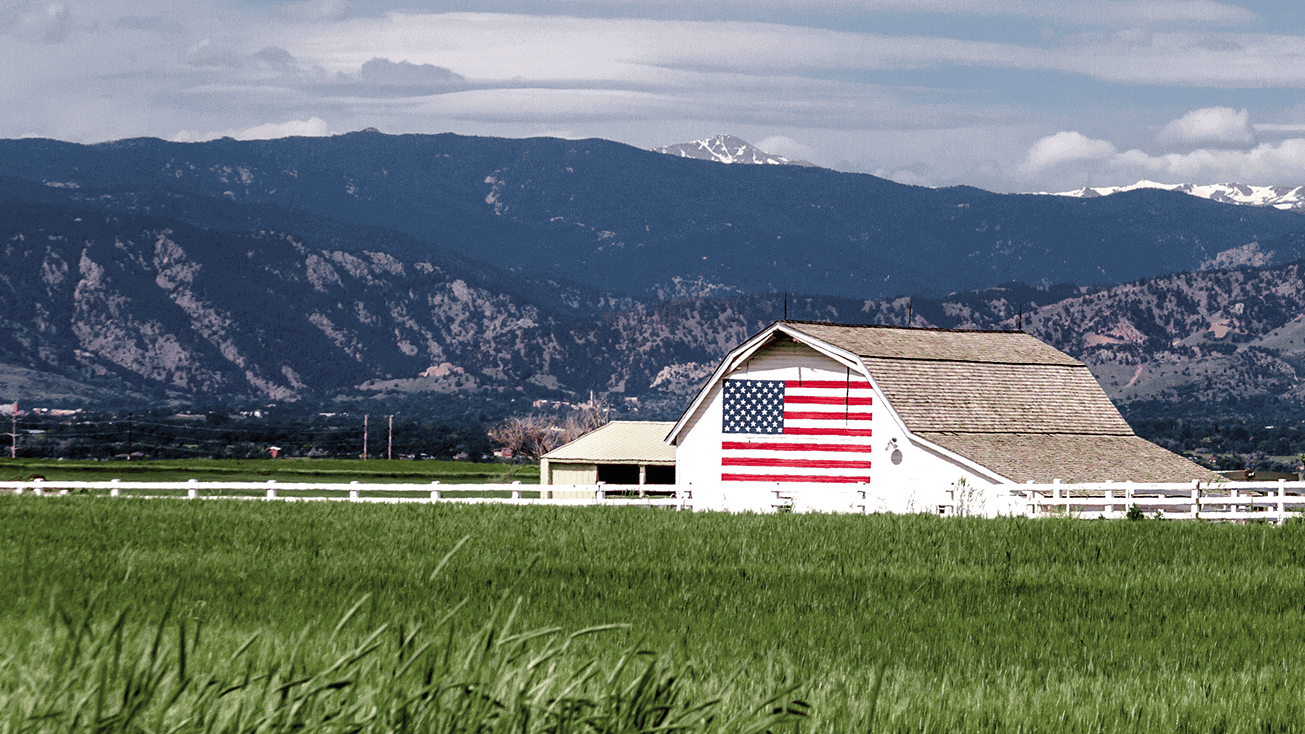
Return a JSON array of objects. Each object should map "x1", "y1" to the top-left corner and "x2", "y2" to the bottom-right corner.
[
  {"x1": 540, "y1": 421, "x2": 676, "y2": 488},
  {"x1": 666, "y1": 321, "x2": 1211, "y2": 494}
]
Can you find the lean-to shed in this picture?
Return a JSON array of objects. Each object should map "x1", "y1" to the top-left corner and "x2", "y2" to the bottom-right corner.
[
  {"x1": 666, "y1": 321, "x2": 1211, "y2": 494},
  {"x1": 540, "y1": 421, "x2": 676, "y2": 486}
]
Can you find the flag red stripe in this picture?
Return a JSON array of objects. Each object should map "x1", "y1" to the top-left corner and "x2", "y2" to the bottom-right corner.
[
  {"x1": 785, "y1": 411, "x2": 873, "y2": 421},
  {"x1": 723, "y1": 457, "x2": 873, "y2": 469},
  {"x1": 722, "y1": 473, "x2": 871, "y2": 483},
  {"x1": 785, "y1": 396, "x2": 874, "y2": 406},
  {"x1": 722, "y1": 441, "x2": 871, "y2": 453},
  {"x1": 784, "y1": 427, "x2": 874, "y2": 437},
  {"x1": 785, "y1": 380, "x2": 873, "y2": 389}
]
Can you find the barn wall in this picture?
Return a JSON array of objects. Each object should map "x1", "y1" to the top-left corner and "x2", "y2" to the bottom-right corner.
[
  {"x1": 866, "y1": 433, "x2": 1003, "y2": 512},
  {"x1": 676, "y1": 335, "x2": 1007, "y2": 508},
  {"x1": 676, "y1": 338, "x2": 873, "y2": 486},
  {"x1": 549, "y1": 462, "x2": 598, "y2": 485}
]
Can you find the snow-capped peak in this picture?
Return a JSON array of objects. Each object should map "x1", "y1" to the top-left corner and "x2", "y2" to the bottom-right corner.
[
  {"x1": 1043, "y1": 180, "x2": 1305, "y2": 212},
  {"x1": 654, "y1": 135, "x2": 816, "y2": 167}
]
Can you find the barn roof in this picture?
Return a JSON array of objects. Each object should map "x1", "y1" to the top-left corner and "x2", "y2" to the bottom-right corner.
[
  {"x1": 778, "y1": 321, "x2": 1211, "y2": 482},
  {"x1": 668, "y1": 321, "x2": 1213, "y2": 483},
  {"x1": 916, "y1": 433, "x2": 1209, "y2": 484},
  {"x1": 543, "y1": 421, "x2": 676, "y2": 465},
  {"x1": 784, "y1": 322, "x2": 1081, "y2": 366}
]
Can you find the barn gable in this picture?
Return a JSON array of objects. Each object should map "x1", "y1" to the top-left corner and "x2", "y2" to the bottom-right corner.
[{"x1": 668, "y1": 321, "x2": 1211, "y2": 487}]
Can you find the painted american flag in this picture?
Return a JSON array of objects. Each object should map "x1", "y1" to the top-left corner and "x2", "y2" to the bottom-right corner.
[{"x1": 721, "y1": 375, "x2": 874, "y2": 483}]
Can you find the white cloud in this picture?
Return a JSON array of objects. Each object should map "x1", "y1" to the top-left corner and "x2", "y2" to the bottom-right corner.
[
  {"x1": 1157, "y1": 106, "x2": 1255, "y2": 150},
  {"x1": 1112, "y1": 139, "x2": 1305, "y2": 183},
  {"x1": 584, "y1": 1, "x2": 1257, "y2": 27},
  {"x1": 1020, "y1": 131, "x2": 1116, "y2": 173},
  {"x1": 10, "y1": 2, "x2": 72, "y2": 43},
  {"x1": 185, "y1": 39, "x2": 244, "y2": 68},
  {"x1": 282, "y1": 13, "x2": 1305, "y2": 93},
  {"x1": 755, "y1": 136, "x2": 814, "y2": 160},
  {"x1": 281, "y1": 0, "x2": 352, "y2": 22},
  {"x1": 172, "y1": 117, "x2": 333, "y2": 142},
  {"x1": 235, "y1": 117, "x2": 333, "y2": 139}
]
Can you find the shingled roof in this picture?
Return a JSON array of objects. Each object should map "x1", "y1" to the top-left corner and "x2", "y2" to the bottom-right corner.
[
  {"x1": 544, "y1": 421, "x2": 676, "y2": 464},
  {"x1": 781, "y1": 321, "x2": 1212, "y2": 483}
]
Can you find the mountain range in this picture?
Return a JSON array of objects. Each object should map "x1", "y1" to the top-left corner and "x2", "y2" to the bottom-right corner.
[
  {"x1": 653, "y1": 135, "x2": 817, "y2": 167},
  {"x1": 3, "y1": 131, "x2": 1305, "y2": 420},
  {"x1": 1049, "y1": 180, "x2": 1305, "y2": 213},
  {"x1": 5, "y1": 131, "x2": 1305, "y2": 305}
]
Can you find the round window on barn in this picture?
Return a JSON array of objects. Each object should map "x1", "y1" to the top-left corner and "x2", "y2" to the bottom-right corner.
[{"x1": 891, "y1": 449, "x2": 903, "y2": 465}]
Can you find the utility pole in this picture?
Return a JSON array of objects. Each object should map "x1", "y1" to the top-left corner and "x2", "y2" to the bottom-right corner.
[
  {"x1": 387, "y1": 415, "x2": 393, "y2": 461},
  {"x1": 363, "y1": 414, "x2": 369, "y2": 460}
]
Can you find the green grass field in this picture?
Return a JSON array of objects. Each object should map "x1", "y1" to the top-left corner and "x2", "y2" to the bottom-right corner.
[
  {"x1": 0, "y1": 457, "x2": 539, "y2": 484},
  {"x1": 4, "y1": 497, "x2": 1305, "y2": 732}
]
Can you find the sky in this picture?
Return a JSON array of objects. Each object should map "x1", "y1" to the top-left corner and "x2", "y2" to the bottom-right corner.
[{"x1": 6, "y1": 0, "x2": 1305, "y2": 192}]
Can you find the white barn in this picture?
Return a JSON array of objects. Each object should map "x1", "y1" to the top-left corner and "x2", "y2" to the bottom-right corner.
[{"x1": 665, "y1": 321, "x2": 1210, "y2": 511}]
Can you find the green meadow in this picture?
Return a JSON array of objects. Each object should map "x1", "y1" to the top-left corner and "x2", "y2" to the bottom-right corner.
[{"x1": 4, "y1": 496, "x2": 1305, "y2": 732}]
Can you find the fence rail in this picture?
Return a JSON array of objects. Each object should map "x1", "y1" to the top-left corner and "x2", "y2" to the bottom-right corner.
[
  {"x1": 1013, "y1": 479, "x2": 1305, "y2": 522},
  {"x1": 0, "y1": 479, "x2": 689, "y2": 509},
  {"x1": 8, "y1": 477, "x2": 1305, "y2": 521}
]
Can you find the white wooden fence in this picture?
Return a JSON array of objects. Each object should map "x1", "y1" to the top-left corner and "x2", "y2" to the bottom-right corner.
[
  {"x1": 0, "y1": 480, "x2": 889, "y2": 513},
  {"x1": 0, "y1": 479, "x2": 689, "y2": 509},
  {"x1": 1008, "y1": 479, "x2": 1305, "y2": 522},
  {"x1": 6, "y1": 478, "x2": 1305, "y2": 522}
]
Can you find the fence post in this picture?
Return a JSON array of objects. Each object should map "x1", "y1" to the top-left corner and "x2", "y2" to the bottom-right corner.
[
  {"x1": 596, "y1": 481, "x2": 606, "y2": 501},
  {"x1": 1191, "y1": 480, "x2": 1200, "y2": 520},
  {"x1": 1105, "y1": 484, "x2": 1114, "y2": 518},
  {"x1": 266, "y1": 480, "x2": 277, "y2": 500},
  {"x1": 1053, "y1": 479, "x2": 1062, "y2": 515},
  {"x1": 110, "y1": 478, "x2": 120, "y2": 498},
  {"x1": 1279, "y1": 478, "x2": 1287, "y2": 522}
]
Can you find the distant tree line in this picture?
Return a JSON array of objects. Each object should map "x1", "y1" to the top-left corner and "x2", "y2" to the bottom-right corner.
[
  {"x1": 7, "y1": 410, "x2": 495, "y2": 462},
  {"x1": 1126, "y1": 399, "x2": 1305, "y2": 472}
]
